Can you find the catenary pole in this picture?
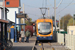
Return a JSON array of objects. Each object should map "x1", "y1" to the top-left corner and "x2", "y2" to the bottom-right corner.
[
  {"x1": 54, "y1": 0, "x2": 57, "y2": 41},
  {"x1": 54, "y1": 0, "x2": 56, "y2": 33},
  {"x1": 59, "y1": 15, "x2": 60, "y2": 33},
  {"x1": 23, "y1": 4, "x2": 25, "y2": 34}
]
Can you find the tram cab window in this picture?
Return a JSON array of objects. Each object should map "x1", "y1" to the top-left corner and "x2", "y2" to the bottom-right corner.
[{"x1": 38, "y1": 22, "x2": 52, "y2": 33}]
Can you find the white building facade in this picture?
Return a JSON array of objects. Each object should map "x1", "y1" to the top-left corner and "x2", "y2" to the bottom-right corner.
[
  {"x1": 7, "y1": 8, "x2": 20, "y2": 24},
  {"x1": 5, "y1": 0, "x2": 21, "y2": 24}
]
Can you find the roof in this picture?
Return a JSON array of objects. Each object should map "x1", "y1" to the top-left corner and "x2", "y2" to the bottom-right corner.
[
  {"x1": 0, "y1": 7, "x2": 3, "y2": 9},
  {"x1": 0, "y1": 19, "x2": 8, "y2": 23},
  {"x1": 5, "y1": 0, "x2": 20, "y2": 7}
]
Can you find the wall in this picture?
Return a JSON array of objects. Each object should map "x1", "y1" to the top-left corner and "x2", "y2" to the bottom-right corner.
[
  {"x1": 57, "y1": 33, "x2": 75, "y2": 50},
  {"x1": 0, "y1": 2, "x2": 3, "y2": 7},
  {"x1": 67, "y1": 26, "x2": 75, "y2": 35},
  {"x1": 5, "y1": 0, "x2": 20, "y2": 7},
  {"x1": 0, "y1": 9, "x2": 1, "y2": 19},
  {"x1": 57, "y1": 33, "x2": 64, "y2": 45},
  {"x1": 0, "y1": 8, "x2": 4, "y2": 20},
  {"x1": 65, "y1": 34, "x2": 75, "y2": 50},
  {"x1": 7, "y1": 8, "x2": 19, "y2": 24}
]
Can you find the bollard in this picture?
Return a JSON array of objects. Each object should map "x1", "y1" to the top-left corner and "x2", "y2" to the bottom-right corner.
[{"x1": 10, "y1": 26, "x2": 14, "y2": 43}]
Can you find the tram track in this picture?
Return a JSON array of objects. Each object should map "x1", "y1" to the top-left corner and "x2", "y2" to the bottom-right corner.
[
  {"x1": 32, "y1": 40, "x2": 70, "y2": 50},
  {"x1": 33, "y1": 40, "x2": 55, "y2": 50}
]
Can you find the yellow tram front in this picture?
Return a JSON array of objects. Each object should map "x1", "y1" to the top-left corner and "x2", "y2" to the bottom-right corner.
[{"x1": 36, "y1": 19, "x2": 53, "y2": 40}]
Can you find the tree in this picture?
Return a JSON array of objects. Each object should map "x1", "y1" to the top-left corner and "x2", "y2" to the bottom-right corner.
[
  {"x1": 21, "y1": 18, "x2": 33, "y2": 26},
  {"x1": 60, "y1": 14, "x2": 72, "y2": 31},
  {"x1": 67, "y1": 18, "x2": 75, "y2": 26},
  {"x1": 25, "y1": 18, "x2": 33, "y2": 25}
]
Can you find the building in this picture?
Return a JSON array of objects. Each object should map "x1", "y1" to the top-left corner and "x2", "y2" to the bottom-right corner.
[
  {"x1": 67, "y1": 26, "x2": 75, "y2": 35},
  {"x1": 0, "y1": 7, "x2": 9, "y2": 20},
  {"x1": 0, "y1": 7, "x2": 9, "y2": 50},
  {"x1": 5, "y1": 0, "x2": 21, "y2": 23}
]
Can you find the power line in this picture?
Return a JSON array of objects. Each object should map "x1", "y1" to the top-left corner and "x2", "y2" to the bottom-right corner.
[
  {"x1": 24, "y1": 4, "x2": 39, "y2": 8},
  {"x1": 27, "y1": 13, "x2": 42, "y2": 17},
  {"x1": 42, "y1": 0, "x2": 44, "y2": 7},
  {"x1": 51, "y1": 0, "x2": 63, "y2": 16},
  {"x1": 57, "y1": 0, "x2": 63, "y2": 8},
  {"x1": 45, "y1": 0, "x2": 47, "y2": 7},
  {"x1": 57, "y1": 0, "x2": 74, "y2": 15}
]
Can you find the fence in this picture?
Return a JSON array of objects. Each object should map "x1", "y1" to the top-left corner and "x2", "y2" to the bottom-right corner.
[
  {"x1": 57, "y1": 33, "x2": 75, "y2": 50},
  {"x1": 57, "y1": 33, "x2": 64, "y2": 45}
]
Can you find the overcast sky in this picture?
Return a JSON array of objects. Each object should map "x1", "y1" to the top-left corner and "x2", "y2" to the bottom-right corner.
[{"x1": 21, "y1": 0, "x2": 75, "y2": 21}]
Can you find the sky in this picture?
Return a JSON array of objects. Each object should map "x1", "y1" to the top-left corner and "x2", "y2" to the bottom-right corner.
[{"x1": 21, "y1": 0, "x2": 75, "y2": 21}]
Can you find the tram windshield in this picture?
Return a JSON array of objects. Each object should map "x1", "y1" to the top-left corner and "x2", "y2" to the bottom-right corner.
[{"x1": 38, "y1": 22, "x2": 52, "y2": 34}]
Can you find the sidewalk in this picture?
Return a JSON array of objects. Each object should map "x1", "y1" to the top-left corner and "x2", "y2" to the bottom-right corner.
[{"x1": 9, "y1": 36, "x2": 36, "y2": 50}]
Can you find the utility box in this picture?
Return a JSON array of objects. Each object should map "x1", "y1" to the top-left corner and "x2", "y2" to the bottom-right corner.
[{"x1": 67, "y1": 26, "x2": 75, "y2": 35}]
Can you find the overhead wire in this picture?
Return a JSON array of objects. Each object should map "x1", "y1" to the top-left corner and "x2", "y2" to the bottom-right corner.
[
  {"x1": 57, "y1": 0, "x2": 74, "y2": 15},
  {"x1": 45, "y1": 0, "x2": 47, "y2": 15},
  {"x1": 57, "y1": 0, "x2": 63, "y2": 8},
  {"x1": 51, "y1": 0, "x2": 63, "y2": 16},
  {"x1": 24, "y1": 0, "x2": 48, "y2": 17},
  {"x1": 26, "y1": 13, "x2": 42, "y2": 17},
  {"x1": 40, "y1": 0, "x2": 48, "y2": 15},
  {"x1": 24, "y1": 4, "x2": 39, "y2": 8},
  {"x1": 42, "y1": 0, "x2": 44, "y2": 7}
]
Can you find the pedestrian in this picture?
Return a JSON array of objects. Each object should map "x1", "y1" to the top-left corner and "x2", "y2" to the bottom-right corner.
[
  {"x1": 25, "y1": 29, "x2": 31, "y2": 42},
  {"x1": 19, "y1": 34, "x2": 21, "y2": 42},
  {"x1": 20, "y1": 29, "x2": 25, "y2": 43}
]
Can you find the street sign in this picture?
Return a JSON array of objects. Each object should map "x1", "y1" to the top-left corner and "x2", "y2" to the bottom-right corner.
[{"x1": 16, "y1": 14, "x2": 27, "y2": 18}]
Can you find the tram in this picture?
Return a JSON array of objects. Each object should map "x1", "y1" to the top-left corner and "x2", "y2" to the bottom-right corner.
[{"x1": 35, "y1": 19, "x2": 53, "y2": 41}]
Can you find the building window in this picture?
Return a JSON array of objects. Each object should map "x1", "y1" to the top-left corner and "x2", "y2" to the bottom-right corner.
[{"x1": 6, "y1": 2, "x2": 9, "y2": 5}]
